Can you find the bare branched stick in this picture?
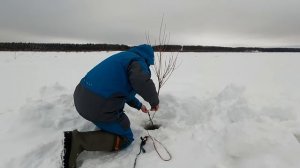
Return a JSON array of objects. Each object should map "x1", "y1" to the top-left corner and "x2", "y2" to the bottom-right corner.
[
  {"x1": 145, "y1": 16, "x2": 179, "y2": 124},
  {"x1": 154, "y1": 51, "x2": 178, "y2": 95},
  {"x1": 154, "y1": 17, "x2": 179, "y2": 96}
]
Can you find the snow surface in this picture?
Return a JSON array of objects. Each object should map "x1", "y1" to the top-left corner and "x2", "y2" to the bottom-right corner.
[{"x1": 1, "y1": 51, "x2": 300, "y2": 168}]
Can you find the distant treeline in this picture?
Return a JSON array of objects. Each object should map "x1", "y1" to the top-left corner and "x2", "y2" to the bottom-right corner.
[{"x1": 1, "y1": 42, "x2": 300, "y2": 52}]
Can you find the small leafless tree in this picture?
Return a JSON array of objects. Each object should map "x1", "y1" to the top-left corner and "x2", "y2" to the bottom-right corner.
[{"x1": 145, "y1": 17, "x2": 179, "y2": 128}]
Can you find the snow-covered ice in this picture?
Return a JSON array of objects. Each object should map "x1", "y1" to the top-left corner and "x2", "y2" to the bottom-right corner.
[{"x1": 1, "y1": 51, "x2": 300, "y2": 168}]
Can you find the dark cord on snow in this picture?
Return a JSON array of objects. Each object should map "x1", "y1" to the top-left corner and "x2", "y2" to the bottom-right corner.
[
  {"x1": 133, "y1": 136, "x2": 148, "y2": 168},
  {"x1": 133, "y1": 131, "x2": 172, "y2": 168}
]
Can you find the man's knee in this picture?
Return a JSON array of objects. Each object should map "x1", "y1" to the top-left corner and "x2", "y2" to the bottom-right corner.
[{"x1": 94, "y1": 120, "x2": 134, "y2": 147}]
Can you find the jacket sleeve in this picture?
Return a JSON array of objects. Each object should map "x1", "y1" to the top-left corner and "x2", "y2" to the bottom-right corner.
[
  {"x1": 128, "y1": 61, "x2": 159, "y2": 107},
  {"x1": 126, "y1": 95, "x2": 142, "y2": 110}
]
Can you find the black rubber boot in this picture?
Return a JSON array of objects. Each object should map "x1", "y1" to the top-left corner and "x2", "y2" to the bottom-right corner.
[
  {"x1": 62, "y1": 131, "x2": 73, "y2": 168},
  {"x1": 62, "y1": 130, "x2": 126, "y2": 168}
]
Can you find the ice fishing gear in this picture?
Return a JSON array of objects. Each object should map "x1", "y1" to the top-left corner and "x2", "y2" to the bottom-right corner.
[
  {"x1": 133, "y1": 136, "x2": 149, "y2": 168},
  {"x1": 147, "y1": 112, "x2": 155, "y2": 127},
  {"x1": 133, "y1": 131, "x2": 172, "y2": 168}
]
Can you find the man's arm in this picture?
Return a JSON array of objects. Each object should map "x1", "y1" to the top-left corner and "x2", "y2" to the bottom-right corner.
[
  {"x1": 128, "y1": 61, "x2": 159, "y2": 107},
  {"x1": 126, "y1": 95, "x2": 142, "y2": 110}
]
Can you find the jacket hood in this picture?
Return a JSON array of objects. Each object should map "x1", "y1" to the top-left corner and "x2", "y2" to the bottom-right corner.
[{"x1": 128, "y1": 44, "x2": 154, "y2": 65}]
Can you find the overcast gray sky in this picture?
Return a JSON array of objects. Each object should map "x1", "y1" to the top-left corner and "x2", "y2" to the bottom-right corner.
[{"x1": 1, "y1": 0, "x2": 300, "y2": 47}]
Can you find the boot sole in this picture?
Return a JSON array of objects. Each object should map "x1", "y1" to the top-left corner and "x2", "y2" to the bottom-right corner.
[{"x1": 62, "y1": 131, "x2": 72, "y2": 168}]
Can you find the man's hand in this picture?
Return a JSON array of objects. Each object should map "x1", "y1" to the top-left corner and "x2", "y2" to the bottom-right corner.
[
  {"x1": 140, "y1": 105, "x2": 149, "y2": 113},
  {"x1": 150, "y1": 104, "x2": 159, "y2": 111}
]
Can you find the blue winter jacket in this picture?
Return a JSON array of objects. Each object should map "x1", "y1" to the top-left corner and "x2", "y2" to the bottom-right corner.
[{"x1": 75, "y1": 44, "x2": 159, "y2": 123}]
